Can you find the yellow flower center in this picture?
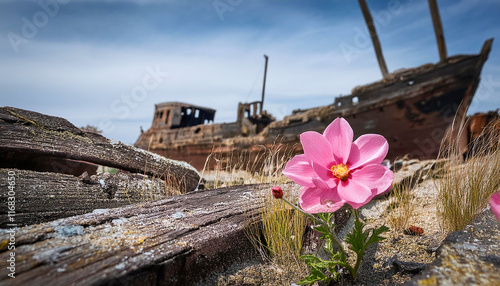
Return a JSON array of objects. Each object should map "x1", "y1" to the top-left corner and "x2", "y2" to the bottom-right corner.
[{"x1": 331, "y1": 163, "x2": 350, "y2": 181}]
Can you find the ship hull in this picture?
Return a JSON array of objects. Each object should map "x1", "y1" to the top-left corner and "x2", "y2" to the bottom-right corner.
[{"x1": 135, "y1": 39, "x2": 493, "y2": 170}]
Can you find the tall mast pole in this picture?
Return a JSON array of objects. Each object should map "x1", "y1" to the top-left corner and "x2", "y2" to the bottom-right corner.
[
  {"x1": 358, "y1": 0, "x2": 389, "y2": 78},
  {"x1": 428, "y1": 0, "x2": 447, "y2": 62},
  {"x1": 260, "y1": 54, "x2": 269, "y2": 114}
]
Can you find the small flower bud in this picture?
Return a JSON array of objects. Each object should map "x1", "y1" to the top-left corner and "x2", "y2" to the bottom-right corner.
[{"x1": 272, "y1": 186, "x2": 283, "y2": 199}]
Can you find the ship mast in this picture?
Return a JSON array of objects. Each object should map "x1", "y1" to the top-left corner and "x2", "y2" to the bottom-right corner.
[
  {"x1": 358, "y1": 0, "x2": 389, "y2": 78},
  {"x1": 428, "y1": 0, "x2": 447, "y2": 62},
  {"x1": 260, "y1": 54, "x2": 269, "y2": 114}
]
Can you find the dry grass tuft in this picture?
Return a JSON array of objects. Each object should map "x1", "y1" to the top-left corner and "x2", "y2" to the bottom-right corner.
[
  {"x1": 261, "y1": 193, "x2": 306, "y2": 265},
  {"x1": 202, "y1": 140, "x2": 297, "y2": 188},
  {"x1": 386, "y1": 180, "x2": 417, "y2": 231},
  {"x1": 435, "y1": 118, "x2": 500, "y2": 232},
  {"x1": 135, "y1": 137, "x2": 188, "y2": 202},
  {"x1": 386, "y1": 162, "x2": 432, "y2": 231},
  {"x1": 245, "y1": 188, "x2": 309, "y2": 281},
  {"x1": 198, "y1": 140, "x2": 311, "y2": 281}
]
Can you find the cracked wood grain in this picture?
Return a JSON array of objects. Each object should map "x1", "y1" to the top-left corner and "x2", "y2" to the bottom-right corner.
[{"x1": 0, "y1": 184, "x2": 268, "y2": 286}]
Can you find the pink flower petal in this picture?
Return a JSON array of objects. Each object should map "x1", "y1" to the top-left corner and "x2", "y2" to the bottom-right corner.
[
  {"x1": 300, "y1": 188, "x2": 345, "y2": 213},
  {"x1": 337, "y1": 178, "x2": 372, "y2": 204},
  {"x1": 348, "y1": 194, "x2": 375, "y2": 209},
  {"x1": 312, "y1": 161, "x2": 339, "y2": 188},
  {"x1": 349, "y1": 134, "x2": 388, "y2": 169},
  {"x1": 282, "y1": 154, "x2": 316, "y2": 187},
  {"x1": 311, "y1": 161, "x2": 331, "y2": 180},
  {"x1": 491, "y1": 192, "x2": 500, "y2": 222},
  {"x1": 351, "y1": 164, "x2": 394, "y2": 196},
  {"x1": 299, "y1": 179, "x2": 344, "y2": 213},
  {"x1": 300, "y1": 131, "x2": 334, "y2": 169},
  {"x1": 323, "y1": 118, "x2": 353, "y2": 164},
  {"x1": 347, "y1": 144, "x2": 361, "y2": 167},
  {"x1": 312, "y1": 178, "x2": 342, "y2": 201},
  {"x1": 287, "y1": 117, "x2": 394, "y2": 213},
  {"x1": 373, "y1": 169, "x2": 394, "y2": 196}
]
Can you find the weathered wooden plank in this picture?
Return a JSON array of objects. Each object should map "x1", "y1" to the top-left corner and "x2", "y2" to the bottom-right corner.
[
  {"x1": 0, "y1": 184, "x2": 268, "y2": 286},
  {"x1": 0, "y1": 168, "x2": 182, "y2": 228},
  {"x1": 0, "y1": 107, "x2": 200, "y2": 193}
]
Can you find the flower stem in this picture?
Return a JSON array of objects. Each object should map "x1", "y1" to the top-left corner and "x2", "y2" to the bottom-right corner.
[
  {"x1": 352, "y1": 209, "x2": 363, "y2": 278},
  {"x1": 280, "y1": 197, "x2": 350, "y2": 265},
  {"x1": 281, "y1": 197, "x2": 326, "y2": 224}
]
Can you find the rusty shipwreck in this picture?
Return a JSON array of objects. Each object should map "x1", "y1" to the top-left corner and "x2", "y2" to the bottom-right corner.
[{"x1": 135, "y1": 1, "x2": 493, "y2": 170}]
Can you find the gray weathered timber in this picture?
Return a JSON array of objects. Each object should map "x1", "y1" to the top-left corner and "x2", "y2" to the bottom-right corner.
[
  {"x1": 0, "y1": 106, "x2": 200, "y2": 193},
  {"x1": 0, "y1": 169, "x2": 179, "y2": 228},
  {"x1": 0, "y1": 184, "x2": 267, "y2": 286}
]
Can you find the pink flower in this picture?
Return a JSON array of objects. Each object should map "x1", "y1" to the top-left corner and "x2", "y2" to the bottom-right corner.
[
  {"x1": 282, "y1": 118, "x2": 393, "y2": 213},
  {"x1": 491, "y1": 192, "x2": 500, "y2": 222}
]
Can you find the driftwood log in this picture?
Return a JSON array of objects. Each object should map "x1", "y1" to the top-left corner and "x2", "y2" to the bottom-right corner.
[
  {"x1": 0, "y1": 169, "x2": 181, "y2": 228},
  {"x1": 0, "y1": 107, "x2": 200, "y2": 193},
  {"x1": 0, "y1": 184, "x2": 267, "y2": 286}
]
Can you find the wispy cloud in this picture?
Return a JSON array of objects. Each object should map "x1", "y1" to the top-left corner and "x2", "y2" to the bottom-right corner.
[{"x1": 1, "y1": 0, "x2": 499, "y2": 144}]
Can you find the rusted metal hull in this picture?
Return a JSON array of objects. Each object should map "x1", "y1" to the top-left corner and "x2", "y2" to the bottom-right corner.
[{"x1": 135, "y1": 39, "x2": 493, "y2": 170}]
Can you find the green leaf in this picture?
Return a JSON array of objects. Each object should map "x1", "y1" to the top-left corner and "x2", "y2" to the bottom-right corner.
[
  {"x1": 299, "y1": 252, "x2": 347, "y2": 285},
  {"x1": 298, "y1": 255, "x2": 334, "y2": 285},
  {"x1": 317, "y1": 212, "x2": 335, "y2": 225},
  {"x1": 313, "y1": 224, "x2": 329, "y2": 235},
  {"x1": 365, "y1": 225, "x2": 389, "y2": 247},
  {"x1": 323, "y1": 245, "x2": 334, "y2": 257},
  {"x1": 297, "y1": 268, "x2": 335, "y2": 285},
  {"x1": 345, "y1": 219, "x2": 368, "y2": 254},
  {"x1": 296, "y1": 271, "x2": 326, "y2": 285},
  {"x1": 330, "y1": 251, "x2": 344, "y2": 263},
  {"x1": 327, "y1": 264, "x2": 340, "y2": 281},
  {"x1": 300, "y1": 255, "x2": 322, "y2": 264}
]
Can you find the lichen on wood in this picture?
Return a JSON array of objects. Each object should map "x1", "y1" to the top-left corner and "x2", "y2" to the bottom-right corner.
[{"x1": 0, "y1": 184, "x2": 267, "y2": 286}]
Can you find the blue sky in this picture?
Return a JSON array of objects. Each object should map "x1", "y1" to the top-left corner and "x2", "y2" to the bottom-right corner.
[{"x1": 1, "y1": 0, "x2": 500, "y2": 145}]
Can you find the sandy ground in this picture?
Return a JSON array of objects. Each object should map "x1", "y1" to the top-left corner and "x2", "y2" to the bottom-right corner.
[{"x1": 214, "y1": 170, "x2": 448, "y2": 285}]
